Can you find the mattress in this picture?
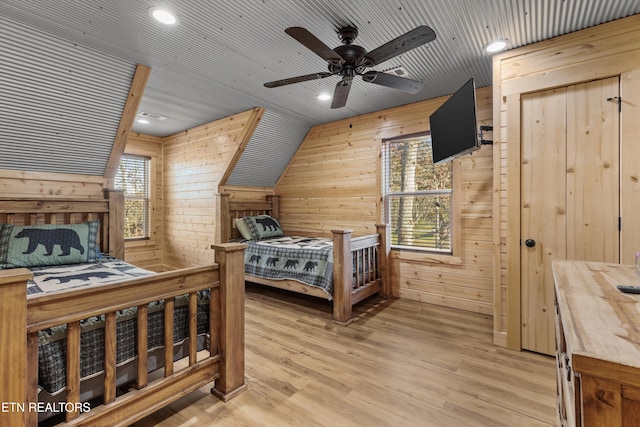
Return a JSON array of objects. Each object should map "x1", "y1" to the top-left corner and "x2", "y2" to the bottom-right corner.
[
  {"x1": 243, "y1": 236, "x2": 335, "y2": 298},
  {"x1": 26, "y1": 257, "x2": 211, "y2": 396}
]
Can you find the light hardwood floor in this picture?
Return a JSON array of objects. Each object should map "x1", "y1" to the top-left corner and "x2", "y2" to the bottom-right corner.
[{"x1": 132, "y1": 284, "x2": 557, "y2": 427}]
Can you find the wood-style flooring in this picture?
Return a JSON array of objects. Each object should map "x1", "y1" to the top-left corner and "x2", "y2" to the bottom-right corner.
[{"x1": 132, "y1": 284, "x2": 557, "y2": 427}]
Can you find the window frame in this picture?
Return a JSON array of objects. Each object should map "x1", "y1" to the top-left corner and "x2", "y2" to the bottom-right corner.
[
  {"x1": 115, "y1": 153, "x2": 151, "y2": 241},
  {"x1": 381, "y1": 131, "x2": 461, "y2": 261}
]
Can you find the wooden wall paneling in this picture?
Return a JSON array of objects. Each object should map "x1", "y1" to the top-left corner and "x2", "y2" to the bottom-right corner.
[
  {"x1": 276, "y1": 87, "x2": 493, "y2": 315},
  {"x1": 492, "y1": 13, "x2": 640, "y2": 349},
  {"x1": 0, "y1": 169, "x2": 105, "y2": 199},
  {"x1": 504, "y1": 94, "x2": 521, "y2": 350},
  {"x1": 162, "y1": 108, "x2": 264, "y2": 269}
]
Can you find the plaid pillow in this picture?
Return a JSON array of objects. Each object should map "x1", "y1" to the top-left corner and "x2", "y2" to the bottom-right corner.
[
  {"x1": 241, "y1": 215, "x2": 284, "y2": 240},
  {"x1": 0, "y1": 221, "x2": 99, "y2": 269}
]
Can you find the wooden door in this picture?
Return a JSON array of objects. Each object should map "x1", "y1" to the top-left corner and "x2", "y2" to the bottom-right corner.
[
  {"x1": 521, "y1": 77, "x2": 620, "y2": 355},
  {"x1": 521, "y1": 87, "x2": 568, "y2": 355},
  {"x1": 566, "y1": 78, "x2": 620, "y2": 263}
]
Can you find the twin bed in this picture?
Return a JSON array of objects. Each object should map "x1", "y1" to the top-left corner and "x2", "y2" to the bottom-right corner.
[
  {"x1": 0, "y1": 191, "x2": 247, "y2": 427},
  {"x1": 220, "y1": 193, "x2": 390, "y2": 324},
  {"x1": 0, "y1": 190, "x2": 390, "y2": 426}
]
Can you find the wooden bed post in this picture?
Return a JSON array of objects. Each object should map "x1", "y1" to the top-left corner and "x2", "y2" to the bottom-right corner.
[
  {"x1": 218, "y1": 193, "x2": 231, "y2": 244},
  {"x1": 376, "y1": 224, "x2": 391, "y2": 297},
  {"x1": 210, "y1": 242, "x2": 248, "y2": 401},
  {"x1": 0, "y1": 268, "x2": 32, "y2": 427},
  {"x1": 105, "y1": 189, "x2": 125, "y2": 259},
  {"x1": 332, "y1": 229, "x2": 353, "y2": 325}
]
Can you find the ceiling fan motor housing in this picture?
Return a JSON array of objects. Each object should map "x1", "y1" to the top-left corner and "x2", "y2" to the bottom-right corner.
[
  {"x1": 331, "y1": 44, "x2": 368, "y2": 75},
  {"x1": 337, "y1": 25, "x2": 358, "y2": 44}
]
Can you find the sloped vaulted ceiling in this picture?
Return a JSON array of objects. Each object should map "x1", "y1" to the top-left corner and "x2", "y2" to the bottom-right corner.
[
  {"x1": 1, "y1": 1, "x2": 640, "y2": 186},
  {"x1": 0, "y1": 15, "x2": 137, "y2": 176}
]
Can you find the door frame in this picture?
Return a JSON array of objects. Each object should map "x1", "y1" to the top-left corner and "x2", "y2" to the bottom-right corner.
[{"x1": 499, "y1": 74, "x2": 628, "y2": 351}]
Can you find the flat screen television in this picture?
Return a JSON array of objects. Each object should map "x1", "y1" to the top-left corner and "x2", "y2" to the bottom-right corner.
[{"x1": 429, "y1": 78, "x2": 480, "y2": 164}]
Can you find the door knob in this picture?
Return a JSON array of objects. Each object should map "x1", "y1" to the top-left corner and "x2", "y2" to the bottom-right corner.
[{"x1": 525, "y1": 239, "x2": 536, "y2": 248}]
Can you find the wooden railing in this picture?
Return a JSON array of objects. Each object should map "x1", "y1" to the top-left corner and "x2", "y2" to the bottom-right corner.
[{"x1": 0, "y1": 243, "x2": 247, "y2": 427}]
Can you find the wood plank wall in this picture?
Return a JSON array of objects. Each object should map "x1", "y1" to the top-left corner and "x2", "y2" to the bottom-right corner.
[
  {"x1": 161, "y1": 108, "x2": 264, "y2": 269},
  {"x1": 0, "y1": 169, "x2": 105, "y2": 199},
  {"x1": 275, "y1": 87, "x2": 494, "y2": 315},
  {"x1": 122, "y1": 133, "x2": 164, "y2": 270},
  {"x1": 492, "y1": 14, "x2": 640, "y2": 349}
]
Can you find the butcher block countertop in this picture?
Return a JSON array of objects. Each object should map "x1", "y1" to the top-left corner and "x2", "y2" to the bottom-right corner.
[{"x1": 552, "y1": 259, "x2": 640, "y2": 386}]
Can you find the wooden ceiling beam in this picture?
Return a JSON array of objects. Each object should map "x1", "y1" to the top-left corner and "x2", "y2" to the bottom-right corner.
[{"x1": 103, "y1": 63, "x2": 151, "y2": 184}]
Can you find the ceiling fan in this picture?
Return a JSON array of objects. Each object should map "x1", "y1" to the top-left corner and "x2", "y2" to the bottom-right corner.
[{"x1": 264, "y1": 25, "x2": 437, "y2": 108}]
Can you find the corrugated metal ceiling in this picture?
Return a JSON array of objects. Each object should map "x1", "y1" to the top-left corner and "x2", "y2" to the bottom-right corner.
[
  {"x1": 0, "y1": 14, "x2": 135, "y2": 176},
  {"x1": 1, "y1": 1, "x2": 639, "y2": 185}
]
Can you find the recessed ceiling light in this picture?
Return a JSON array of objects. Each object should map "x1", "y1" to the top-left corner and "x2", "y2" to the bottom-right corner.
[
  {"x1": 317, "y1": 93, "x2": 331, "y2": 101},
  {"x1": 137, "y1": 119, "x2": 150, "y2": 124},
  {"x1": 149, "y1": 6, "x2": 179, "y2": 25},
  {"x1": 137, "y1": 111, "x2": 169, "y2": 120},
  {"x1": 484, "y1": 39, "x2": 509, "y2": 53}
]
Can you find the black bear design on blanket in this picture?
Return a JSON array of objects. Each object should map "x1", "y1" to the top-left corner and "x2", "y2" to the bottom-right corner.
[
  {"x1": 42, "y1": 271, "x2": 118, "y2": 283},
  {"x1": 15, "y1": 228, "x2": 85, "y2": 256},
  {"x1": 255, "y1": 217, "x2": 280, "y2": 231}
]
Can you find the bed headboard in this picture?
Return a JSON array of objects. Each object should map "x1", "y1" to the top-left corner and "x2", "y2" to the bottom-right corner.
[
  {"x1": 219, "y1": 193, "x2": 279, "y2": 242},
  {"x1": 0, "y1": 189, "x2": 125, "y2": 259}
]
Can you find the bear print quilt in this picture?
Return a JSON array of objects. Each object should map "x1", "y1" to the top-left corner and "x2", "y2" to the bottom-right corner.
[
  {"x1": 243, "y1": 236, "x2": 334, "y2": 299},
  {"x1": 26, "y1": 256, "x2": 154, "y2": 295}
]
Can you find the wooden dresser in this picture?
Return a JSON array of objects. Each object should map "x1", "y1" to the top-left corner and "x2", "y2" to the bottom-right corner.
[{"x1": 553, "y1": 260, "x2": 640, "y2": 426}]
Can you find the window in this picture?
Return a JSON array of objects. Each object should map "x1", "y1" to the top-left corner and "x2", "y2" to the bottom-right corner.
[
  {"x1": 382, "y1": 134, "x2": 453, "y2": 252},
  {"x1": 115, "y1": 154, "x2": 150, "y2": 240}
]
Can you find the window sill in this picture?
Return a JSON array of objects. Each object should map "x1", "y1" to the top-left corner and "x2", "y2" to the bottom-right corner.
[
  {"x1": 390, "y1": 248, "x2": 463, "y2": 266},
  {"x1": 125, "y1": 237, "x2": 154, "y2": 248}
]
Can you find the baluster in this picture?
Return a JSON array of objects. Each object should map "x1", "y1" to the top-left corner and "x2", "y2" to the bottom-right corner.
[
  {"x1": 104, "y1": 312, "x2": 116, "y2": 404},
  {"x1": 66, "y1": 321, "x2": 81, "y2": 422},
  {"x1": 189, "y1": 292, "x2": 198, "y2": 365},
  {"x1": 136, "y1": 304, "x2": 148, "y2": 389},
  {"x1": 164, "y1": 298, "x2": 174, "y2": 377},
  {"x1": 209, "y1": 287, "x2": 220, "y2": 356},
  {"x1": 25, "y1": 332, "x2": 39, "y2": 425}
]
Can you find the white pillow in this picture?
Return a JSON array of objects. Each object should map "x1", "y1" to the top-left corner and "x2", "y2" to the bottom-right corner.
[{"x1": 235, "y1": 218, "x2": 253, "y2": 240}]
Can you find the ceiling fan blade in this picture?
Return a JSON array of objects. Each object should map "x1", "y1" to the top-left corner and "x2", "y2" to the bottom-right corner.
[
  {"x1": 365, "y1": 26, "x2": 436, "y2": 66},
  {"x1": 362, "y1": 71, "x2": 424, "y2": 94},
  {"x1": 285, "y1": 27, "x2": 344, "y2": 63},
  {"x1": 264, "y1": 72, "x2": 333, "y2": 88},
  {"x1": 331, "y1": 79, "x2": 352, "y2": 109}
]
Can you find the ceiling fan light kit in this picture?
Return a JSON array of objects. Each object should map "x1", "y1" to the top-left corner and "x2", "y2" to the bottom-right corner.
[{"x1": 264, "y1": 24, "x2": 436, "y2": 108}]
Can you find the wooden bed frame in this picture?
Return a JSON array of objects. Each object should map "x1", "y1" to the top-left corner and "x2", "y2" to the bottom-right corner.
[
  {"x1": 219, "y1": 193, "x2": 391, "y2": 324},
  {"x1": 0, "y1": 190, "x2": 247, "y2": 427}
]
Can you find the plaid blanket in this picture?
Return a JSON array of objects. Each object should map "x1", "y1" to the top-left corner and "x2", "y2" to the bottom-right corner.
[
  {"x1": 27, "y1": 257, "x2": 153, "y2": 295},
  {"x1": 243, "y1": 236, "x2": 334, "y2": 299},
  {"x1": 26, "y1": 258, "x2": 210, "y2": 395}
]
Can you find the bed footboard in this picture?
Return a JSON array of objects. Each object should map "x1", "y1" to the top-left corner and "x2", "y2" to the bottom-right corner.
[
  {"x1": 219, "y1": 193, "x2": 390, "y2": 324},
  {"x1": 331, "y1": 223, "x2": 390, "y2": 325},
  {"x1": 0, "y1": 243, "x2": 246, "y2": 427}
]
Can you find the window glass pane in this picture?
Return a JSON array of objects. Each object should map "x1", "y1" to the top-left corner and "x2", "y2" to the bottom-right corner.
[
  {"x1": 124, "y1": 199, "x2": 147, "y2": 239},
  {"x1": 387, "y1": 194, "x2": 451, "y2": 251},
  {"x1": 387, "y1": 139, "x2": 452, "y2": 192},
  {"x1": 115, "y1": 154, "x2": 150, "y2": 240},
  {"x1": 382, "y1": 135, "x2": 453, "y2": 252}
]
